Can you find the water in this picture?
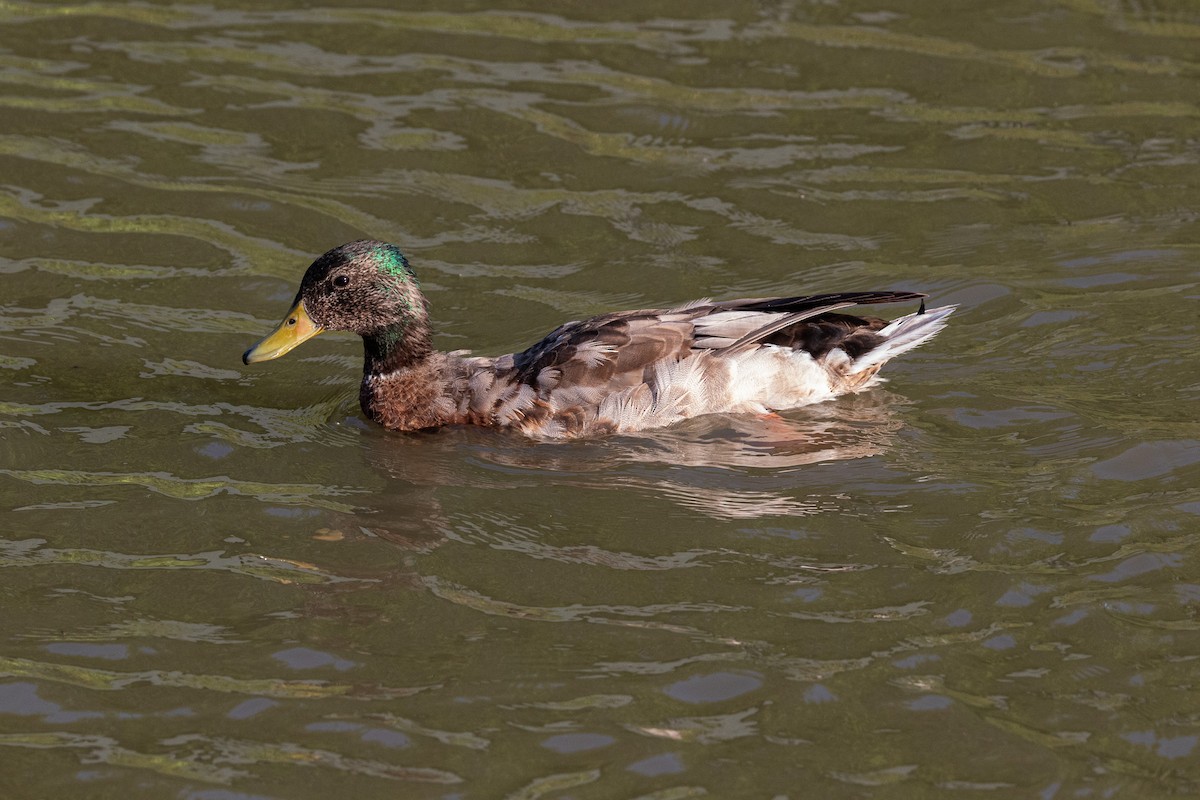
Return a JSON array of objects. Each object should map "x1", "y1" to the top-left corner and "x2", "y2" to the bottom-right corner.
[{"x1": 2, "y1": 1, "x2": 1199, "y2": 797}]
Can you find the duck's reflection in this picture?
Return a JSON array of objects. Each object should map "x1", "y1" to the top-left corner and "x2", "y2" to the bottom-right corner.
[
  {"x1": 358, "y1": 390, "x2": 904, "y2": 522},
  {"x1": 290, "y1": 392, "x2": 905, "y2": 630}
]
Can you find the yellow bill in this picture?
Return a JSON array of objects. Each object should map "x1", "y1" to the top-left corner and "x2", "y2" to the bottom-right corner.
[{"x1": 243, "y1": 299, "x2": 323, "y2": 364}]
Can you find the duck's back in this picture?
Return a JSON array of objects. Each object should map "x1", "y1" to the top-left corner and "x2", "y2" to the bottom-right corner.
[{"x1": 435, "y1": 292, "x2": 952, "y2": 438}]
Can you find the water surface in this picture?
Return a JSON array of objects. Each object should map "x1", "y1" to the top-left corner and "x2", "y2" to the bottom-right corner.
[{"x1": 2, "y1": 1, "x2": 1199, "y2": 797}]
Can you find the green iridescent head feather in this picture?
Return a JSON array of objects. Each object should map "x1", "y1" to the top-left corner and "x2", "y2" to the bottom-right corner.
[{"x1": 371, "y1": 243, "x2": 415, "y2": 283}]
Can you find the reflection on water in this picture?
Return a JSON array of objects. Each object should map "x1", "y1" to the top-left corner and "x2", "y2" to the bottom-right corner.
[
  {"x1": 362, "y1": 392, "x2": 905, "y2": 520},
  {"x1": 2, "y1": 0, "x2": 1200, "y2": 796}
]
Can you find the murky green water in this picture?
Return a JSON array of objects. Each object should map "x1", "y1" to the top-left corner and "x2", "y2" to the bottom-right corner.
[{"x1": 2, "y1": 1, "x2": 1199, "y2": 797}]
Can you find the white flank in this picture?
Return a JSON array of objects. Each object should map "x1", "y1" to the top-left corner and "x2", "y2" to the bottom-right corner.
[{"x1": 728, "y1": 347, "x2": 837, "y2": 412}]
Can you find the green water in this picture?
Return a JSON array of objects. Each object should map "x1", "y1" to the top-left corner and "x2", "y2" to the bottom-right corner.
[{"x1": 2, "y1": 1, "x2": 1199, "y2": 797}]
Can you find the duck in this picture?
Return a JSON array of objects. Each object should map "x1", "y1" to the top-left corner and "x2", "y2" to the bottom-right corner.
[{"x1": 243, "y1": 240, "x2": 954, "y2": 438}]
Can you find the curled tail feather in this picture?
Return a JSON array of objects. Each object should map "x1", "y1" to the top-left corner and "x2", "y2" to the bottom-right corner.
[{"x1": 849, "y1": 305, "x2": 955, "y2": 374}]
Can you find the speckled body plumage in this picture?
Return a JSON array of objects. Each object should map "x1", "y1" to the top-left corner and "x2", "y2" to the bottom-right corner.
[{"x1": 244, "y1": 240, "x2": 955, "y2": 438}]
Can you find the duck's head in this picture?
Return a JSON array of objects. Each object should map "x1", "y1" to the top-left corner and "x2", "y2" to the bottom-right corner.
[{"x1": 243, "y1": 239, "x2": 429, "y2": 367}]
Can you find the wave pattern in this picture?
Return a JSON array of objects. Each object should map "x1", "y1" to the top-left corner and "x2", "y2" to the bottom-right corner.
[{"x1": 1, "y1": 1, "x2": 1199, "y2": 797}]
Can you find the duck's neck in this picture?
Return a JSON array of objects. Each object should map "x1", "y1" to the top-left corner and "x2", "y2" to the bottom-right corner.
[
  {"x1": 362, "y1": 322, "x2": 433, "y2": 376},
  {"x1": 360, "y1": 323, "x2": 458, "y2": 432}
]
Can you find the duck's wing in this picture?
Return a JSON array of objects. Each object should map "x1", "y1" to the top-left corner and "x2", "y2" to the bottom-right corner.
[
  {"x1": 462, "y1": 291, "x2": 930, "y2": 432},
  {"x1": 692, "y1": 291, "x2": 927, "y2": 357},
  {"x1": 450, "y1": 308, "x2": 699, "y2": 428},
  {"x1": 509, "y1": 309, "x2": 699, "y2": 393},
  {"x1": 510, "y1": 290, "x2": 926, "y2": 390},
  {"x1": 708, "y1": 290, "x2": 925, "y2": 314}
]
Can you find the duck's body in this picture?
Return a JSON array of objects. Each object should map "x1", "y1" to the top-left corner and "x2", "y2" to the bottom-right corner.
[{"x1": 244, "y1": 240, "x2": 953, "y2": 438}]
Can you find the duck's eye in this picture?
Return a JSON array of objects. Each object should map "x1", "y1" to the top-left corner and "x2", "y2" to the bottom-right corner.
[{"x1": 332, "y1": 274, "x2": 350, "y2": 289}]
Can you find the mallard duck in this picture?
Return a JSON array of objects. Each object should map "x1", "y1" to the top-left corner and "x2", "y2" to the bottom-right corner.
[{"x1": 243, "y1": 240, "x2": 953, "y2": 438}]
